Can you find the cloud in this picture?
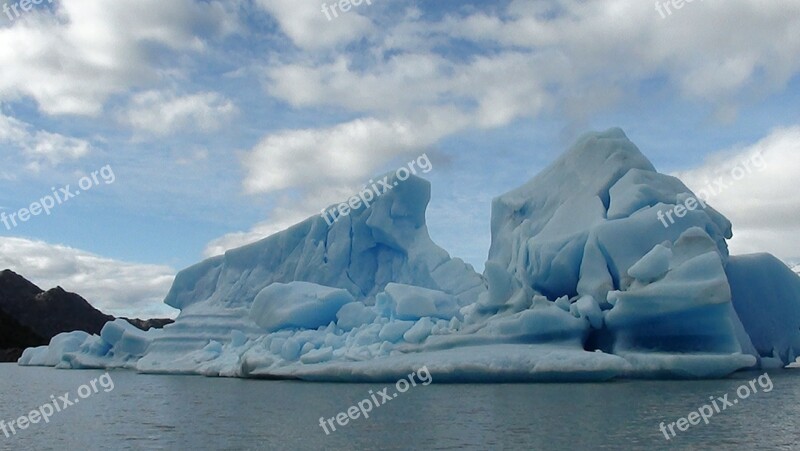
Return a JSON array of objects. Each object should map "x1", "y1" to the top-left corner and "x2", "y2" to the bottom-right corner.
[
  {"x1": 264, "y1": 51, "x2": 552, "y2": 127},
  {"x1": 120, "y1": 90, "x2": 237, "y2": 136},
  {"x1": 203, "y1": 205, "x2": 314, "y2": 258},
  {"x1": 0, "y1": 111, "x2": 91, "y2": 171},
  {"x1": 262, "y1": 0, "x2": 800, "y2": 126},
  {"x1": 248, "y1": 0, "x2": 800, "y2": 202},
  {"x1": 0, "y1": 237, "x2": 178, "y2": 318},
  {"x1": 241, "y1": 112, "x2": 465, "y2": 195},
  {"x1": 253, "y1": 0, "x2": 376, "y2": 50},
  {"x1": 440, "y1": 0, "x2": 800, "y2": 102},
  {"x1": 673, "y1": 126, "x2": 800, "y2": 259},
  {"x1": 0, "y1": 0, "x2": 239, "y2": 116}
]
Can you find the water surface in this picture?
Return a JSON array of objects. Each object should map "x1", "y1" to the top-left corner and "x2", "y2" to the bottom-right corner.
[{"x1": 1, "y1": 364, "x2": 797, "y2": 450}]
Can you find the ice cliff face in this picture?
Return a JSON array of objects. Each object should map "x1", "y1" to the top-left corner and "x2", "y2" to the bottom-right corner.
[
  {"x1": 477, "y1": 129, "x2": 753, "y2": 377},
  {"x1": 20, "y1": 128, "x2": 800, "y2": 381},
  {"x1": 164, "y1": 173, "x2": 484, "y2": 311},
  {"x1": 486, "y1": 129, "x2": 731, "y2": 304}
]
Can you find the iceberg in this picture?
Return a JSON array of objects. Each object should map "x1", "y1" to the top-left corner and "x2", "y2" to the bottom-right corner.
[{"x1": 21, "y1": 128, "x2": 800, "y2": 382}]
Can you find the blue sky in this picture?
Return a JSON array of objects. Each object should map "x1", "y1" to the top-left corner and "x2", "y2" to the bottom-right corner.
[{"x1": 1, "y1": 0, "x2": 799, "y2": 317}]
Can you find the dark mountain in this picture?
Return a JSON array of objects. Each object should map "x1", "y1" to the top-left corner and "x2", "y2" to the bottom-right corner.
[
  {"x1": 0, "y1": 270, "x2": 113, "y2": 339},
  {"x1": 0, "y1": 308, "x2": 46, "y2": 362},
  {"x1": 0, "y1": 268, "x2": 43, "y2": 301},
  {"x1": 0, "y1": 269, "x2": 173, "y2": 362},
  {"x1": 121, "y1": 317, "x2": 174, "y2": 331}
]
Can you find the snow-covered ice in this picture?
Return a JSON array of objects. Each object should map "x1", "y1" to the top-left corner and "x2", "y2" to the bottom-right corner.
[{"x1": 21, "y1": 128, "x2": 800, "y2": 382}]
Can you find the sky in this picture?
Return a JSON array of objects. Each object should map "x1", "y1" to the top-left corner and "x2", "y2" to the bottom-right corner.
[{"x1": 0, "y1": 0, "x2": 799, "y2": 318}]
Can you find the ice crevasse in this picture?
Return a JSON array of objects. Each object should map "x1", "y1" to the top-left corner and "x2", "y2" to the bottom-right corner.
[{"x1": 20, "y1": 128, "x2": 800, "y2": 382}]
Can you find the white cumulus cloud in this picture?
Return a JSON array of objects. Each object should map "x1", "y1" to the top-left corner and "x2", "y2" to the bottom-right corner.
[
  {"x1": 0, "y1": 0, "x2": 239, "y2": 116},
  {"x1": 0, "y1": 111, "x2": 91, "y2": 171},
  {"x1": 0, "y1": 237, "x2": 178, "y2": 318},
  {"x1": 673, "y1": 126, "x2": 800, "y2": 260},
  {"x1": 120, "y1": 91, "x2": 237, "y2": 136}
]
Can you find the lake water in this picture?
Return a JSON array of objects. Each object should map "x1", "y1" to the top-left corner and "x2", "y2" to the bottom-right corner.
[{"x1": 1, "y1": 364, "x2": 798, "y2": 450}]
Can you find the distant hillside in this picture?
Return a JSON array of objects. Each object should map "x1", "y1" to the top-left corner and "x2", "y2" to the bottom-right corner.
[
  {"x1": 121, "y1": 317, "x2": 175, "y2": 331},
  {"x1": 0, "y1": 308, "x2": 46, "y2": 362},
  {"x1": 0, "y1": 270, "x2": 113, "y2": 339},
  {"x1": 0, "y1": 269, "x2": 173, "y2": 362}
]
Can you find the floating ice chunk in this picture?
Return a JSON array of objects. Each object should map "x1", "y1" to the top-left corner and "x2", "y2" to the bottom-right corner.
[
  {"x1": 606, "y1": 230, "x2": 742, "y2": 362},
  {"x1": 116, "y1": 330, "x2": 150, "y2": 356},
  {"x1": 481, "y1": 261, "x2": 516, "y2": 308},
  {"x1": 300, "y1": 346, "x2": 333, "y2": 364},
  {"x1": 281, "y1": 338, "x2": 302, "y2": 360},
  {"x1": 269, "y1": 337, "x2": 286, "y2": 355},
  {"x1": 79, "y1": 334, "x2": 113, "y2": 357},
  {"x1": 100, "y1": 319, "x2": 152, "y2": 356},
  {"x1": 250, "y1": 282, "x2": 355, "y2": 332},
  {"x1": 376, "y1": 283, "x2": 461, "y2": 321},
  {"x1": 555, "y1": 295, "x2": 571, "y2": 312},
  {"x1": 351, "y1": 323, "x2": 383, "y2": 346},
  {"x1": 488, "y1": 300, "x2": 587, "y2": 341},
  {"x1": 18, "y1": 331, "x2": 89, "y2": 367},
  {"x1": 727, "y1": 253, "x2": 800, "y2": 366},
  {"x1": 301, "y1": 342, "x2": 315, "y2": 355},
  {"x1": 231, "y1": 330, "x2": 248, "y2": 347},
  {"x1": 628, "y1": 244, "x2": 672, "y2": 283},
  {"x1": 336, "y1": 302, "x2": 378, "y2": 331},
  {"x1": 378, "y1": 320, "x2": 415, "y2": 342},
  {"x1": 403, "y1": 317, "x2": 435, "y2": 343},
  {"x1": 100, "y1": 318, "x2": 128, "y2": 344},
  {"x1": 571, "y1": 295, "x2": 604, "y2": 329}
]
